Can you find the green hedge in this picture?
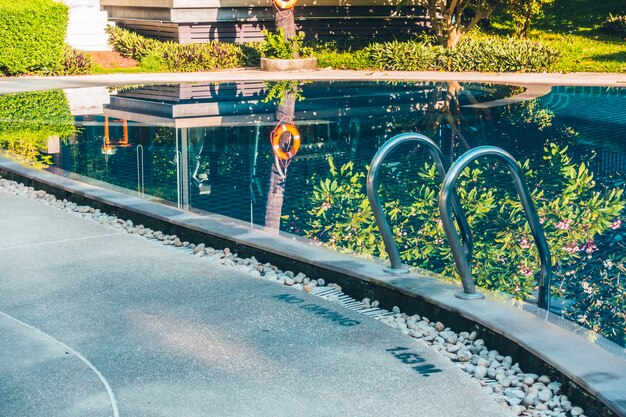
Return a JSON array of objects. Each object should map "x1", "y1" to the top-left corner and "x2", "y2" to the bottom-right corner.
[
  {"x1": 0, "y1": 90, "x2": 75, "y2": 166},
  {"x1": 318, "y1": 35, "x2": 559, "y2": 73},
  {"x1": 365, "y1": 36, "x2": 559, "y2": 72},
  {"x1": 0, "y1": 0, "x2": 69, "y2": 75}
]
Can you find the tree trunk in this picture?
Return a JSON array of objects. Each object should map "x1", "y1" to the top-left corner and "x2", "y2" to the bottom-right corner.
[
  {"x1": 427, "y1": 2, "x2": 445, "y2": 47},
  {"x1": 274, "y1": 7, "x2": 296, "y2": 40},
  {"x1": 264, "y1": 91, "x2": 296, "y2": 232},
  {"x1": 520, "y1": 15, "x2": 531, "y2": 39},
  {"x1": 446, "y1": 27, "x2": 463, "y2": 49}
]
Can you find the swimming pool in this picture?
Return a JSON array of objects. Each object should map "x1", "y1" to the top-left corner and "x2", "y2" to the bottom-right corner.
[{"x1": 2, "y1": 81, "x2": 625, "y2": 346}]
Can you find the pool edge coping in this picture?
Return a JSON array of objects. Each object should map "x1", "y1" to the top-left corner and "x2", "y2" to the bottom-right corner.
[
  {"x1": 1, "y1": 156, "x2": 625, "y2": 417},
  {"x1": 1, "y1": 70, "x2": 626, "y2": 96}
]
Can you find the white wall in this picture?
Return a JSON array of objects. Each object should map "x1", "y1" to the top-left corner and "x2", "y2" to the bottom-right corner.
[{"x1": 62, "y1": 0, "x2": 112, "y2": 51}]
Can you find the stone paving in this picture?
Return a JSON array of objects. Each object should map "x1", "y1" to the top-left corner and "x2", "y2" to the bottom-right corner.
[{"x1": 0, "y1": 186, "x2": 512, "y2": 417}]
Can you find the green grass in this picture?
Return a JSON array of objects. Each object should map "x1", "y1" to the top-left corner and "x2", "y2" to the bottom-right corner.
[
  {"x1": 491, "y1": 0, "x2": 626, "y2": 72},
  {"x1": 538, "y1": 33, "x2": 625, "y2": 72}
]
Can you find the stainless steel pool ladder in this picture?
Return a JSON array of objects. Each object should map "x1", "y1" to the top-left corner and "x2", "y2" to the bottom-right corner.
[
  {"x1": 366, "y1": 132, "x2": 473, "y2": 274},
  {"x1": 439, "y1": 146, "x2": 552, "y2": 310},
  {"x1": 368, "y1": 134, "x2": 552, "y2": 310}
]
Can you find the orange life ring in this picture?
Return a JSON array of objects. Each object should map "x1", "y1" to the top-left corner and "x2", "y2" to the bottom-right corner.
[
  {"x1": 273, "y1": 0, "x2": 298, "y2": 10},
  {"x1": 271, "y1": 123, "x2": 301, "y2": 160}
]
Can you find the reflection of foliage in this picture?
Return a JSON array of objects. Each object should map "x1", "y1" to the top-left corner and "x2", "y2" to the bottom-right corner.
[
  {"x1": 503, "y1": 99, "x2": 556, "y2": 131},
  {"x1": 148, "y1": 127, "x2": 178, "y2": 200},
  {"x1": 109, "y1": 84, "x2": 153, "y2": 93},
  {"x1": 556, "y1": 221, "x2": 626, "y2": 346},
  {"x1": 0, "y1": 91, "x2": 76, "y2": 167},
  {"x1": 262, "y1": 81, "x2": 307, "y2": 105},
  {"x1": 286, "y1": 144, "x2": 625, "y2": 345}
]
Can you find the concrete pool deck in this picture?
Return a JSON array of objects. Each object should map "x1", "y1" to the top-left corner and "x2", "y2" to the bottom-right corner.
[
  {"x1": 0, "y1": 189, "x2": 513, "y2": 417},
  {"x1": 0, "y1": 70, "x2": 625, "y2": 95}
]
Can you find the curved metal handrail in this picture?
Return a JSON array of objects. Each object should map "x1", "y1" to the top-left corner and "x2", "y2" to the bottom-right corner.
[
  {"x1": 366, "y1": 132, "x2": 472, "y2": 274},
  {"x1": 439, "y1": 146, "x2": 552, "y2": 309}
]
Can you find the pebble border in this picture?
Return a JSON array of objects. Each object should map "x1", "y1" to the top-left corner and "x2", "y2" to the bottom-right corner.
[{"x1": 0, "y1": 177, "x2": 589, "y2": 417}]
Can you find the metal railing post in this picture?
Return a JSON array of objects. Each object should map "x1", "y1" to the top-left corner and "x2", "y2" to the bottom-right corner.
[
  {"x1": 366, "y1": 132, "x2": 472, "y2": 274},
  {"x1": 439, "y1": 146, "x2": 552, "y2": 309}
]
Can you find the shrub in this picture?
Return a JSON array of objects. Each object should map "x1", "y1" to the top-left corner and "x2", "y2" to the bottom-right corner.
[
  {"x1": 445, "y1": 36, "x2": 559, "y2": 72},
  {"x1": 138, "y1": 50, "x2": 166, "y2": 72},
  {"x1": 159, "y1": 42, "x2": 242, "y2": 72},
  {"x1": 106, "y1": 26, "x2": 243, "y2": 71},
  {"x1": 260, "y1": 29, "x2": 313, "y2": 59},
  {"x1": 56, "y1": 45, "x2": 94, "y2": 75},
  {"x1": 316, "y1": 50, "x2": 373, "y2": 70},
  {"x1": 241, "y1": 42, "x2": 263, "y2": 67},
  {"x1": 365, "y1": 36, "x2": 558, "y2": 72},
  {"x1": 367, "y1": 40, "x2": 438, "y2": 71},
  {"x1": 106, "y1": 26, "x2": 161, "y2": 61},
  {"x1": 601, "y1": 14, "x2": 626, "y2": 37},
  {"x1": 0, "y1": 0, "x2": 69, "y2": 75},
  {"x1": 0, "y1": 91, "x2": 76, "y2": 167}
]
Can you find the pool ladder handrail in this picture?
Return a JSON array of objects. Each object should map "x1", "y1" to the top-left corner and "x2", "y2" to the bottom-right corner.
[
  {"x1": 366, "y1": 132, "x2": 473, "y2": 274},
  {"x1": 439, "y1": 146, "x2": 552, "y2": 310}
]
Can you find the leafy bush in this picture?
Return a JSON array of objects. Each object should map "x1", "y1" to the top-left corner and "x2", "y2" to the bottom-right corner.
[
  {"x1": 365, "y1": 36, "x2": 558, "y2": 72},
  {"x1": 0, "y1": 91, "x2": 76, "y2": 167},
  {"x1": 316, "y1": 50, "x2": 373, "y2": 70},
  {"x1": 601, "y1": 14, "x2": 626, "y2": 37},
  {"x1": 106, "y1": 26, "x2": 243, "y2": 71},
  {"x1": 241, "y1": 42, "x2": 264, "y2": 67},
  {"x1": 445, "y1": 36, "x2": 559, "y2": 72},
  {"x1": 367, "y1": 40, "x2": 439, "y2": 71},
  {"x1": 261, "y1": 29, "x2": 313, "y2": 59},
  {"x1": 105, "y1": 26, "x2": 160, "y2": 61},
  {"x1": 0, "y1": 0, "x2": 69, "y2": 75},
  {"x1": 56, "y1": 45, "x2": 94, "y2": 75},
  {"x1": 159, "y1": 42, "x2": 242, "y2": 72}
]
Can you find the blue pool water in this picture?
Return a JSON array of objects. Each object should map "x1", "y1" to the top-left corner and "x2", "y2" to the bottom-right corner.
[{"x1": 2, "y1": 81, "x2": 625, "y2": 346}]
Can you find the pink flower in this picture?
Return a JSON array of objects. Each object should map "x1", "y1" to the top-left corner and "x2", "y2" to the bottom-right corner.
[
  {"x1": 582, "y1": 240, "x2": 597, "y2": 254},
  {"x1": 519, "y1": 237, "x2": 531, "y2": 249},
  {"x1": 563, "y1": 242, "x2": 580, "y2": 254},
  {"x1": 611, "y1": 219, "x2": 622, "y2": 230},
  {"x1": 518, "y1": 265, "x2": 534, "y2": 277},
  {"x1": 556, "y1": 219, "x2": 572, "y2": 230}
]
